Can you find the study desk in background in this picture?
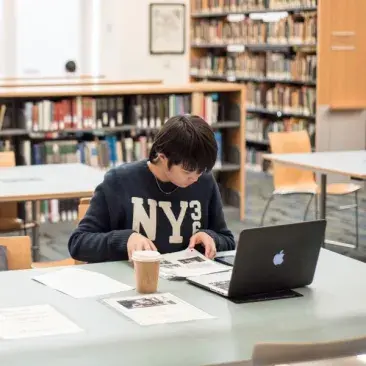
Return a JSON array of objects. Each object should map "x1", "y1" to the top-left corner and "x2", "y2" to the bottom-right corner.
[
  {"x1": 263, "y1": 150, "x2": 366, "y2": 246},
  {"x1": 1, "y1": 249, "x2": 366, "y2": 366},
  {"x1": 0, "y1": 163, "x2": 105, "y2": 260}
]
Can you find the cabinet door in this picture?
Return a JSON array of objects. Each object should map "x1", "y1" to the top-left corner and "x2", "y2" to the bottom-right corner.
[{"x1": 318, "y1": 0, "x2": 366, "y2": 108}]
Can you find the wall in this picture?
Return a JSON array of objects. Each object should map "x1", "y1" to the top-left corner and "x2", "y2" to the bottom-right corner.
[
  {"x1": 1, "y1": 0, "x2": 83, "y2": 78},
  {"x1": 98, "y1": 0, "x2": 189, "y2": 84},
  {"x1": 0, "y1": 0, "x2": 190, "y2": 83}
]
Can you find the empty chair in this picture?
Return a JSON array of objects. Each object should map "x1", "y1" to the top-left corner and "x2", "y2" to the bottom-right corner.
[
  {"x1": 0, "y1": 236, "x2": 32, "y2": 270},
  {"x1": 260, "y1": 130, "x2": 361, "y2": 248}
]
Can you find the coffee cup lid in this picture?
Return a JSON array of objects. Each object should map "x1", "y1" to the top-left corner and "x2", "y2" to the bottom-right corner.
[{"x1": 132, "y1": 250, "x2": 161, "y2": 262}]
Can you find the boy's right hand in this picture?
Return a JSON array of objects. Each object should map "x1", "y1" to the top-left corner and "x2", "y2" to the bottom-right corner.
[{"x1": 127, "y1": 232, "x2": 157, "y2": 260}]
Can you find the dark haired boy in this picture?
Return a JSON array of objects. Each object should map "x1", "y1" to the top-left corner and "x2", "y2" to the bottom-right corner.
[{"x1": 68, "y1": 114, "x2": 235, "y2": 262}]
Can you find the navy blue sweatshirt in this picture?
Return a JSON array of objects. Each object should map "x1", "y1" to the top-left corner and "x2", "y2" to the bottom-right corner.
[{"x1": 68, "y1": 159, "x2": 235, "y2": 262}]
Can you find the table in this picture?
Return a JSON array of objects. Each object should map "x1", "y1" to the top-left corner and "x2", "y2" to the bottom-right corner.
[
  {"x1": 0, "y1": 163, "x2": 105, "y2": 260},
  {"x1": 1, "y1": 249, "x2": 366, "y2": 366},
  {"x1": 263, "y1": 150, "x2": 366, "y2": 247}
]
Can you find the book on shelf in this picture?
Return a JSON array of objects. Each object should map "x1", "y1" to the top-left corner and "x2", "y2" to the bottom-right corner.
[
  {"x1": 268, "y1": 0, "x2": 316, "y2": 10},
  {"x1": 246, "y1": 147, "x2": 272, "y2": 173},
  {"x1": 247, "y1": 83, "x2": 315, "y2": 116},
  {"x1": 191, "y1": 52, "x2": 316, "y2": 83},
  {"x1": 22, "y1": 94, "x2": 191, "y2": 132},
  {"x1": 191, "y1": 12, "x2": 316, "y2": 45},
  {"x1": 192, "y1": 0, "x2": 316, "y2": 13},
  {"x1": 246, "y1": 114, "x2": 315, "y2": 142}
]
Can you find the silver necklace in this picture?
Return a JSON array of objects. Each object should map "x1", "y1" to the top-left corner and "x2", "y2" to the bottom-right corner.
[{"x1": 154, "y1": 175, "x2": 179, "y2": 195}]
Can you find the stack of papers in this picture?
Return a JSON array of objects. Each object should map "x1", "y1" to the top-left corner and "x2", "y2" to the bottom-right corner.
[
  {"x1": 159, "y1": 249, "x2": 230, "y2": 279},
  {"x1": 103, "y1": 292, "x2": 214, "y2": 326},
  {"x1": 33, "y1": 267, "x2": 134, "y2": 298}
]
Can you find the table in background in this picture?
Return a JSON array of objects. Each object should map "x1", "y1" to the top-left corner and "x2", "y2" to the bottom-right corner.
[
  {"x1": 0, "y1": 163, "x2": 105, "y2": 260},
  {"x1": 263, "y1": 150, "x2": 366, "y2": 247},
  {"x1": 0, "y1": 249, "x2": 366, "y2": 366}
]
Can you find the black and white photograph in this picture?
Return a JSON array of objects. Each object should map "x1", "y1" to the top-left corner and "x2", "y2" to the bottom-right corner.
[
  {"x1": 160, "y1": 259, "x2": 181, "y2": 269},
  {"x1": 178, "y1": 256, "x2": 205, "y2": 265},
  {"x1": 149, "y1": 3, "x2": 186, "y2": 54},
  {"x1": 117, "y1": 296, "x2": 176, "y2": 310},
  {"x1": 103, "y1": 293, "x2": 214, "y2": 326}
]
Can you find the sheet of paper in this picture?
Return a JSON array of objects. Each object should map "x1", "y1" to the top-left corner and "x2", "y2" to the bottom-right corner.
[
  {"x1": 0, "y1": 304, "x2": 82, "y2": 340},
  {"x1": 159, "y1": 249, "x2": 230, "y2": 279},
  {"x1": 102, "y1": 292, "x2": 214, "y2": 326},
  {"x1": 33, "y1": 267, "x2": 134, "y2": 298}
]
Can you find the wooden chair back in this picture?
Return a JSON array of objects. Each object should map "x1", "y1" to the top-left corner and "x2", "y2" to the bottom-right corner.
[
  {"x1": 268, "y1": 130, "x2": 315, "y2": 190},
  {"x1": 0, "y1": 151, "x2": 18, "y2": 219},
  {"x1": 78, "y1": 197, "x2": 91, "y2": 222},
  {"x1": 252, "y1": 336, "x2": 366, "y2": 365},
  {"x1": 0, "y1": 236, "x2": 32, "y2": 270}
]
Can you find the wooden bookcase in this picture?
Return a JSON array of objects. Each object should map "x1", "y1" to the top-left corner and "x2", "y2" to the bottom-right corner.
[
  {"x1": 190, "y1": 0, "x2": 317, "y2": 172},
  {"x1": 190, "y1": 0, "x2": 366, "y2": 168},
  {"x1": 0, "y1": 82, "x2": 246, "y2": 220}
]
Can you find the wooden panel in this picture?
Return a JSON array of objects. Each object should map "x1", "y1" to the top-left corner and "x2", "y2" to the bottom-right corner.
[
  {"x1": 0, "y1": 82, "x2": 244, "y2": 98},
  {"x1": 227, "y1": 89, "x2": 246, "y2": 220},
  {"x1": 0, "y1": 78, "x2": 163, "y2": 87},
  {"x1": 317, "y1": 0, "x2": 366, "y2": 108}
]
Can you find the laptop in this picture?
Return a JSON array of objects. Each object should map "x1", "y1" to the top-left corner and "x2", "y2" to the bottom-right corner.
[{"x1": 187, "y1": 220, "x2": 326, "y2": 303}]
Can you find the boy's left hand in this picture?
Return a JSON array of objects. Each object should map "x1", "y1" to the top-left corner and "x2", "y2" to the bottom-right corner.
[{"x1": 188, "y1": 232, "x2": 217, "y2": 259}]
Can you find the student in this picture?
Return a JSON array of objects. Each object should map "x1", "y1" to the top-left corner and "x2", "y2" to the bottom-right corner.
[{"x1": 68, "y1": 114, "x2": 235, "y2": 263}]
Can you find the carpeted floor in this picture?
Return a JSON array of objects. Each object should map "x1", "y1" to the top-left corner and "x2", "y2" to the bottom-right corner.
[{"x1": 37, "y1": 170, "x2": 366, "y2": 262}]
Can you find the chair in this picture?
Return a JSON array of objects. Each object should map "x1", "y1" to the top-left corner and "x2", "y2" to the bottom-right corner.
[
  {"x1": 252, "y1": 336, "x2": 366, "y2": 365},
  {"x1": 0, "y1": 236, "x2": 83, "y2": 270},
  {"x1": 78, "y1": 197, "x2": 91, "y2": 222},
  {"x1": 0, "y1": 151, "x2": 37, "y2": 235},
  {"x1": 0, "y1": 236, "x2": 32, "y2": 270},
  {"x1": 260, "y1": 130, "x2": 361, "y2": 248}
]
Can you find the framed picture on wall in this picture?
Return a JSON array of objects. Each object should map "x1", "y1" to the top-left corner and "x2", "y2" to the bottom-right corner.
[{"x1": 149, "y1": 3, "x2": 186, "y2": 55}]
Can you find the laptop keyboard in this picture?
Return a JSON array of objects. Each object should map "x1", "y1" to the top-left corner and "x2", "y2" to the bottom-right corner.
[{"x1": 209, "y1": 280, "x2": 230, "y2": 291}]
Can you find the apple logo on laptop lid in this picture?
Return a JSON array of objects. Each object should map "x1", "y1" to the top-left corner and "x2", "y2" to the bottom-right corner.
[{"x1": 273, "y1": 250, "x2": 285, "y2": 266}]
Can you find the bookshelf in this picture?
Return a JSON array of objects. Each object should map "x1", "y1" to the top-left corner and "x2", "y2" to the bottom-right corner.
[
  {"x1": 190, "y1": 0, "x2": 317, "y2": 173},
  {"x1": 0, "y1": 82, "x2": 246, "y2": 221}
]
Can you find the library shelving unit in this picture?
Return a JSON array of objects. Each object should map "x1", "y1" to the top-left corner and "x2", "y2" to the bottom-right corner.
[
  {"x1": 190, "y1": 0, "x2": 317, "y2": 173},
  {"x1": 0, "y1": 82, "x2": 246, "y2": 221}
]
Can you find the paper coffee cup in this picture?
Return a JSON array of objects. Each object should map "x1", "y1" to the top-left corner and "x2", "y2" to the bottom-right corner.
[{"x1": 132, "y1": 250, "x2": 161, "y2": 294}]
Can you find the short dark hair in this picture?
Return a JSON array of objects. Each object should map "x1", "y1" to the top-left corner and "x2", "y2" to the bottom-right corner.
[{"x1": 149, "y1": 114, "x2": 217, "y2": 172}]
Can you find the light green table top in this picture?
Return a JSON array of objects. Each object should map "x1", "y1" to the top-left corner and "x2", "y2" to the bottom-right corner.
[{"x1": 0, "y1": 249, "x2": 366, "y2": 366}]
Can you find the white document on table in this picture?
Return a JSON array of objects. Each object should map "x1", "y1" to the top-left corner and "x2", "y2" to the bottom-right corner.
[
  {"x1": 102, "y1": 292, "x2": 214, "y2": 326},
  {"x1": 0, "y1": 304, "x2": 82, "y2": 340},
  {"x1": 33, "y1": 267, "x2": 134, "y2": 298},
  {"x1": 159, "y1": 249, "x2": 230, "y2": 279}
]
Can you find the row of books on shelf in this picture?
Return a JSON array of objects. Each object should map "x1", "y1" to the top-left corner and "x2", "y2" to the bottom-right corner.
[
  {"x1": 191, "y1": 13, "x2": 316, "y2": 45},
  {"x1": 247, "y1": 83, "x2": 315, "y2": 116},
  {"x1": 38, "y1": 199, "x2": 80, "y2": 224},
  {"x1": 23, "y1": 131, "x2": 226, "y2": 171},
  {"x1": 191, "y1": 53, "x2": 316, "y2": 82},
  {"x1": 0, "y1": 94, "x2": 228, "y2": 133},
  {"x1": 193, "y1": 0, "x2": 316, "y2": 13},
  {"x1": 246, "y1": 115, "x2": 315, "y2": 142},
  {"x1": 12, "y1": 95, "x2": 189, "y2": 132}
]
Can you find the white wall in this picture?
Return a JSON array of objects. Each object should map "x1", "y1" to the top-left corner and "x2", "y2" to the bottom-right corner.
[
  {"x1": 3, "y1": 0, "x2": 83, "y2": 78},
  {"x1": 98, "y1": 0, "x2": 189, "y2": 84},
  {"x1": 0, "y1": 0, "x2": 189, "y2": 83}
]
